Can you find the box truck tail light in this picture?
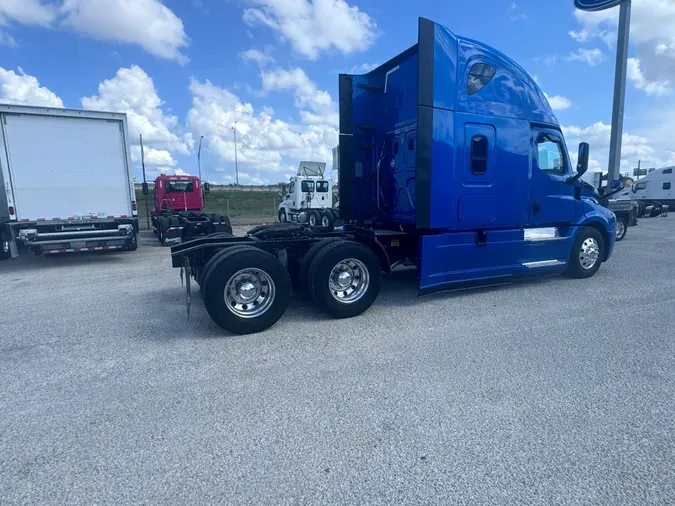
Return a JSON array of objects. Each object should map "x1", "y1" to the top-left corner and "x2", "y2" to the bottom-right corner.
[{"x1": 132, "y1": 202, "x2": 138, "y2": 215}]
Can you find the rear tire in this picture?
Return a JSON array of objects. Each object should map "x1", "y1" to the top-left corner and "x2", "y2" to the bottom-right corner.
[
  {"x1": 307, "y1": 241, "x2": 381, "y2": 318},
  {"x1": 202, "y1": 247, "x2": 291, "y2": 335},
  {"x1": 199, "y1": 245, "x2": 259, "y2": 299},
  {"x1": 320, "y1": 210, "x2": 335, "y2": 229},
  {"x1": 158, "y1": 217, "x2": 167, "y2": 244},
  {"x1": 307, "y1": 210, "x2": 320, "y2": 227},
  {"x1": 615, "y1": 217, "x2": 627, "y2": 241},
  {"x1": 564, "y1": 227, "x2": 604, "y2": 279},
  {"x1": 298, "y1": 238, "x2": 343, "y2": 290},
  {"x1": 0, "y1": 234, "x2": 11, "y2": 260}
]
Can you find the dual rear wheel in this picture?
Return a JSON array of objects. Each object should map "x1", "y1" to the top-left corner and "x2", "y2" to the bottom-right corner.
[{"x1": 200, "y1": 241, "x2": 381, "y2": 335}]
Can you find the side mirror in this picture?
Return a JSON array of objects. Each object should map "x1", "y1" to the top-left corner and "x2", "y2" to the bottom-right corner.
[
  {"x1": 565, "y1": 142, "x2": 590, "y2": 186},
  {"x1": 142, "y1": 182, "x2": 149, "y2": 195},
  {"x1": 203, "y1": 182, "x2": 211, "y2": 194},
  {"x1": 576, "y1": 142, "x2": 589, "y2": 176}
]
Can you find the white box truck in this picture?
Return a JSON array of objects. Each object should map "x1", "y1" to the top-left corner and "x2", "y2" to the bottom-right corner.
[{"x1": 0, "y1": 104, "x2": 139, "y2": 260}]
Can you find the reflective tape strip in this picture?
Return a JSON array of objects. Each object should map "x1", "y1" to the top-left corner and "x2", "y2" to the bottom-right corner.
[{"x1": 43, "y1": 245, "x2": 123, "y2": 255}]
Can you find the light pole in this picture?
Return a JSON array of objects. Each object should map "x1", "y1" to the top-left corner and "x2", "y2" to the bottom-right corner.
[
  {"x1": 232, "y1": 121, "x2": 239, "y2": 185},
  {"x1": 198, "y1": 135, "x2": 204, "y2": 206}
]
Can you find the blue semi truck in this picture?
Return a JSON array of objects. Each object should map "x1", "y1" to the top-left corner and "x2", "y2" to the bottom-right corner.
[{"x1": 170, "y1": 18, "x2": 616, "y2": 335}]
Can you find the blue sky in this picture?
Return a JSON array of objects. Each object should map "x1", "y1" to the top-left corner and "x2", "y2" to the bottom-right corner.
[{"x1": 1, "y1": 0, "x2": 674, "y2": 183}]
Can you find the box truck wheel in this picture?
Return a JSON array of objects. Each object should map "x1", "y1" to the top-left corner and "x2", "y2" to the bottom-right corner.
[
  {"x1": 126, "y1": 233, "x2": 138, "y2": 251},
  {"x1": 307, "y1": 241, "x2": 381, "y2": 319},
  {"x1": 615, "y1": 217, "x2": 627, "y2": 241},
  {"x1": 564, "y1": 227, "x2": 603, "y2": 279},
  {"x1": 202, "y1": 246, "x2": 291, "y2": 335}
]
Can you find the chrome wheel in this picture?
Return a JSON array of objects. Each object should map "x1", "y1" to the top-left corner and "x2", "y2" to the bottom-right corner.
[
  {"x1": 224, "y1": 268, "x2": 275, "y2": 318},
  {"x1": 279, "y1": 211, "x2": 287, "y2": 223},
  {"x1": 579, "y1": 237, "x2": 600, "y2": 270},
  {"x1": 328, "y1": 258, "x2": 369, "y2": 304},
  {"x1": 309, "y1": 213, "x2": 317, "y2": 226},
  {"x1": 321, "y1": 215, "x2": 330, "y2": 227},
  {"x1": 616, "y1": 220, "x2": 625, "y2": 239}
]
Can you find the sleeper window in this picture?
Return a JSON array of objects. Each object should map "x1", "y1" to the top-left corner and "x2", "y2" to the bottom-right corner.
[
  {"x1": 663, "y1": 182, "x2": 671, "y2": 190},
  {"x1": 663, "y1": 168, "x2": 672, "y2": 174},
  {"x1": 470, "y1": 135, "x2": 488, "y2": 175},
  {"x1": 316, "y1": 181, "x2": 329, "y2": 192},
  {"x1": 467, "y1": 63, "x2": 496, "y2": 96},
  {"x1": 537, "y1": 136, "x2": 566, "y2": 176}
]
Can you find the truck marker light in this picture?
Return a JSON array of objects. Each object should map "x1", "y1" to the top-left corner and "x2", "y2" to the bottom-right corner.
[{"x1": 8, "y1": 206, "x2": 14, "y2": 215}]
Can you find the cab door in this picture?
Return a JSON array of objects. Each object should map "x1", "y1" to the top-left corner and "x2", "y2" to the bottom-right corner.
[{"x1": 528, "y1": 127, "x2": 578, "y2": 226}]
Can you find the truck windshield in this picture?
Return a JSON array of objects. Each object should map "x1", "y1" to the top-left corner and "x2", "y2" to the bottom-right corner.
[
  {"x1": 166, "y1": 181, "x2": 194, "y2": 193},
  {"x1": 301, "y1": 181, "x2": 314, "y2": 192},
  {"x1": 316, "y1": 181, "x2": 329, "y2": 192}
]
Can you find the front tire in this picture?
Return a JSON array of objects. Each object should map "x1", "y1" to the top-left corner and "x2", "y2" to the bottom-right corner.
[
  {"x1": 564, "y1": 227, "x2": 604, "y2": 279},
  {"x1": 202, "y1": 247, "x2": 291, "y2": 335},
  {"x1": 307, "y1": 241, "x2": 381, "y2": 318},
  {"x1": 615, "y1": 217, "x2": 627, "y2": 241},
  {"x1": 278, "y1": 209, "x2": 287, "y2": 223}
]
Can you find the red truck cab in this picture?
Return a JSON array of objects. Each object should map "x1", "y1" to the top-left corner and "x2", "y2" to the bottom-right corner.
[{"x1": 154, "y1": 175, "x2": 203, "y2": 212}]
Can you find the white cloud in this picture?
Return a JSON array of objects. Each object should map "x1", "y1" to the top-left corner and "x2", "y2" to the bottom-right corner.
[
  {"x1": 59, "y1": 0, "x2": 189, "y2": 63},
  {"x1": 567, "y1": 48, "x2": 605, "y2": 67},
  {"x1": 571, "y1": 1, "x2": 675, "y2": 95},
  {"x1": 239, "y1": 48, "x2": 275, "y2": 67},
  {"x1": 507, "y1": 2, "x2": 527, "y2": 22},
  {"x1": 0, "y1": 0, "x2": 188, "y2": 62},
  {"x1": 627, "y1": 57, "x2": 671, "y2": 96},
  {"x1": 544, "y1": 93, "x2": 572, "y2": 111},
  {"x1": 0, "y1": 67, "x2": 64, "y2": 107},
  {"x1": 186, "y1": 77, "x2": 337, "y2": 184},
  {"x1": 562, "y1": 121, "x2": 672, "y2": 174},
  {"x1": 0, "y1": 0, "x2": 57, "y2": 27},
  {"x1": 243, "y1": 0, "x2": 376, "y2": 60},
  {"x1": 261, "y1": 68, "x2": 331, "y2": 112},
  {"x1": 349, "y1": 62, "x2": 379, "y2": 73},
  {"x1": 81, "y1": 65, "x2": 192, "y2": 169}
]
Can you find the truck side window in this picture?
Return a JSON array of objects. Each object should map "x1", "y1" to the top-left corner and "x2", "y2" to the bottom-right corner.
[
  {"x1": 664, "y1": 182, "x2": 671, "y2": 190},
  {"x1": 301, "y1": 181, "x2": 314, "y2": 192},
  {"x1": 663, "y1": 168, "x2": 672, "y2": 174},
  {"x1": 470, "y1": 135, "x2": 488, "y2": 175},
  {"x1": 467, "y1": 63, "x2": 496, "y2": 96},
  {"x1": 289, "y1": 181, "x2": 295, "y2": 193},
  {"x1": 536, "y1": 135, "x2": 565, "y2": 176},
  {"x1": 634, "y1": 182, "x2": 646, "y2": 191}
]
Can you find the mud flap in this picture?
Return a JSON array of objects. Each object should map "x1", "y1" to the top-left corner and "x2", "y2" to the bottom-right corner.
[
  {"x1": 180, "y1": 257, "x2": 192, "y2": 321},
  {"x1": 163, "y1": 226, "x2": 184, "y2": 246}
]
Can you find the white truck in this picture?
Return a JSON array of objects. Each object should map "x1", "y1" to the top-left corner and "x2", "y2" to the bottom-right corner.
[
  {"x1": 277, "y1": 161, "x2": 338, "y2": 227},
  {"x1": 0, "y1": 104, "x2": 139, "y2": 260},
  {"x1": 620, "y1": 166, "x2": 673, "y2": 217}
]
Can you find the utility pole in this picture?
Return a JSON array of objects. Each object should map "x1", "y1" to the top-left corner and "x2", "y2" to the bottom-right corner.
[
  {"x1": 140, "y1": 134, "x2": 150, "y2": 230},
  {"x1": 198, "y1": 135, "x2": 204, "y2": 206},
  {"x1": 233, "y1": 121, "x2": 239, "y2": 185},
  {"x1": 607, "y1": 0, "x2": 632, "y2": 185}
]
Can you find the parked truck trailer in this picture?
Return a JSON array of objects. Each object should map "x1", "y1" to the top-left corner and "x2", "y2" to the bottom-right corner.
[
  {"x1": 0, "y1": 104, "x2": 139, "y2": 260},
  {"x1": 170, "y1": 18, "x2": 616, "y2": 335}
]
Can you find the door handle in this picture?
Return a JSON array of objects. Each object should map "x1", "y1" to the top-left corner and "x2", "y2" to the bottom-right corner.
[{"x1": 533, "y1": 200, "x2": 541, "y2": 215}]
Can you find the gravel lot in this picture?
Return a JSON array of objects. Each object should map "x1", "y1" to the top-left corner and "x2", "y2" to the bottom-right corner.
[{"x1": 1, "y1": 218, "x2": 674, "y2": 505}]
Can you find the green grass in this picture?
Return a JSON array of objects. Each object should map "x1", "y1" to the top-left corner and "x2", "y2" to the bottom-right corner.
[{"x1": 135, "y1": 189, "x2": 281, "y2": 229}]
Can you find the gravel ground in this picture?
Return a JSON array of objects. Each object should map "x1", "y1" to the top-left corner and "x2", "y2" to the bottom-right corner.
[{"x1": 1, "y1": 219, "x2": 674, "y2": 505}]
